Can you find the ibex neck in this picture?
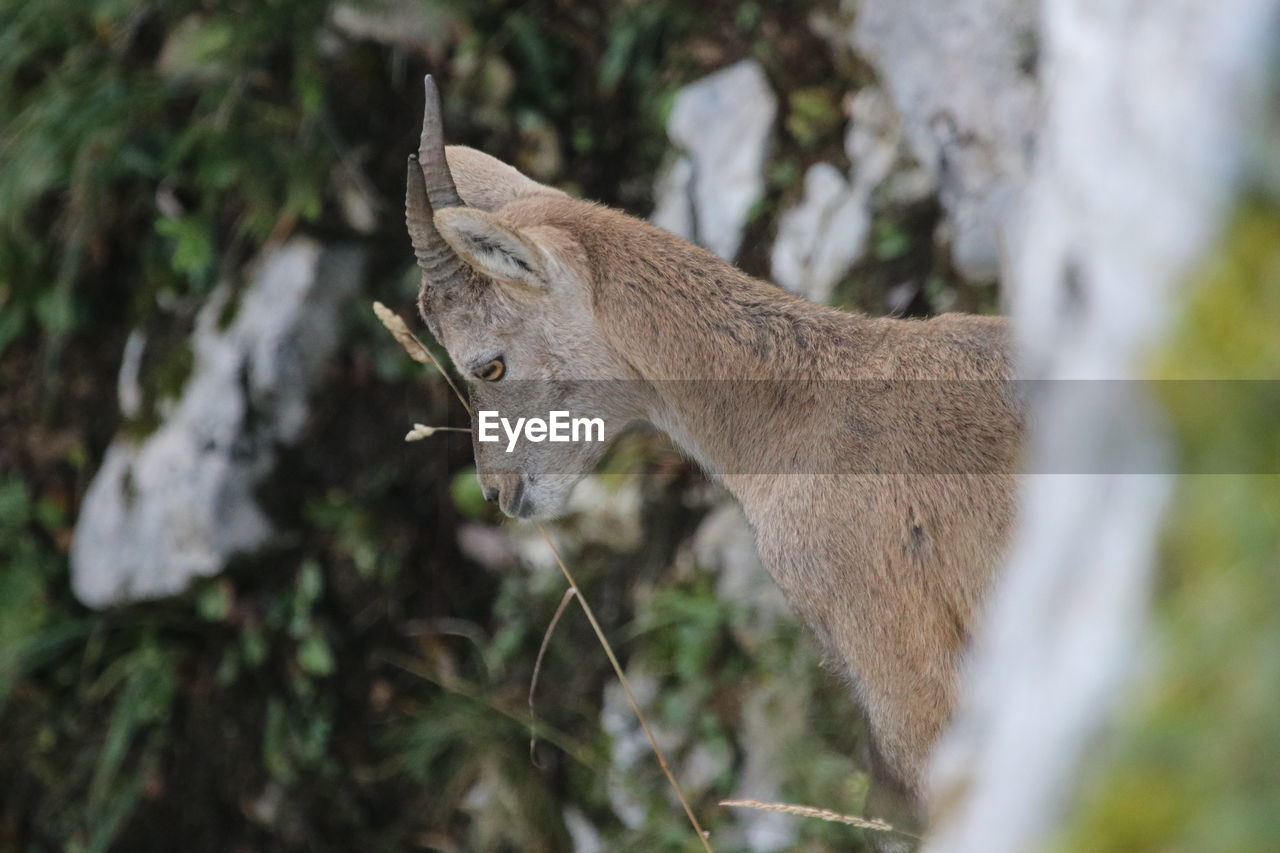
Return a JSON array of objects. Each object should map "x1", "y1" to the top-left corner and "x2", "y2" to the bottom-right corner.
[{"x1": 590, "y1": 221, "x2": 876, "y2": 502}]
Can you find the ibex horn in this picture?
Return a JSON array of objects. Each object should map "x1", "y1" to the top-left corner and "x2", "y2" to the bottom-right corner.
[{"x1": 406, "y1": 74, "x2": 469, "y2": 290}]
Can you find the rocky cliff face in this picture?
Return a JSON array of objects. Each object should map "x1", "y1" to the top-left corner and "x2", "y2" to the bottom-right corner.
[{"x1": 72, "y1": 241, "x2": 364, "y2": 607}]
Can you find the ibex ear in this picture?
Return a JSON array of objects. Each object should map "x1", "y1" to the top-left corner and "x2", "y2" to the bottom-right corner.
[{"x1": 433, "y1": 207, "x2": 549, "y2": 289}]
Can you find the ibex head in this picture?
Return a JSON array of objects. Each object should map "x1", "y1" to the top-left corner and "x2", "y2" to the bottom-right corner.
[{"x1": 406, "y1": 77, "x2": 647, "y2": 519}]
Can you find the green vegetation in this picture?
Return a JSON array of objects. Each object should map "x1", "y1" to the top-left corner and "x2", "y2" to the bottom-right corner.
[{"x1": 1058, "y1": 201, "x2": 1280, "y2": 849}]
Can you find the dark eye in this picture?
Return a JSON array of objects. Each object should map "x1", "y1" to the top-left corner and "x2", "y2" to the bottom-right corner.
[{"x1": 475, "y1": 357, "x2": 505, "y2": 382}]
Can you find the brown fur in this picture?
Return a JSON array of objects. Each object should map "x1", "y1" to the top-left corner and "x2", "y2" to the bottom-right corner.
[{"x1": 418, "y1": 146, "x2": 1023, "y2": 828}]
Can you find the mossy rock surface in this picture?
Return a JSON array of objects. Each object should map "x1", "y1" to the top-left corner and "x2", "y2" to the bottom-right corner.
[{"x1": 1059, "y1": 200, "x2": 1280, "y2": 851}]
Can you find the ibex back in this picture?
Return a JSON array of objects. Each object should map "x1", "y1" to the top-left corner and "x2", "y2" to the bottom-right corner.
[{"x1": 403, "y1": 77, "x2": 1023, "y2": 837}]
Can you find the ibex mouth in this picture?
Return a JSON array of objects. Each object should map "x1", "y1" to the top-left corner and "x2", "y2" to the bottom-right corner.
[{"x1": 499, "y1": 477, "x2": 532, "y2": 519}]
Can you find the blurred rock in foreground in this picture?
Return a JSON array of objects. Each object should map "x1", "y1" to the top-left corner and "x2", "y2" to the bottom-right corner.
[
  {"x1": 72, "y1": 240, "x2": 364, "y2": 608},
  {"x1": 925, "y1": 1, "x2": 1278, "y2": 851}
]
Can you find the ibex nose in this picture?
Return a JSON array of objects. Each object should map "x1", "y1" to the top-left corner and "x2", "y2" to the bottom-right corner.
[{"x1": 479, "y1": 472, "x2": 524, "y2": 517}]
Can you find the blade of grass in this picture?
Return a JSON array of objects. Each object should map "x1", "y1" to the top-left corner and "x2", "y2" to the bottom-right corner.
[
  {"x1": 529, "y1": 587, "x2": 577, "y2": 767},
  {"x1": 378, "y1": 650, "x2": 599, "y2": 771},
  {"x1": 373, "y1": 301, "x2": 471, "y2": 415}
]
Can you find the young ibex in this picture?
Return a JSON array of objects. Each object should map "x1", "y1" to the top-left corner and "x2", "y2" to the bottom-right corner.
[{"x1": 404, "y1": 77, "x2": 1022, "y2": 837}]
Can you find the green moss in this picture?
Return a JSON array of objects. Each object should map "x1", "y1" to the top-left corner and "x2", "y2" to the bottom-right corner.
[
  {"x1": 118, "y1": 340, "x2": 195, "y2": 442},
  {"x1": 787, "y1": 86, "x2": 844, "y2": 149},
  {"x1": 216, "y1": 286, "x2": 242, "y2": 332},
  {"x1": 1059, "y1": 199, "x2": 1280, "y2": 851},
  {"x1": 151, "y1": 341, "x2": 194, "y2": 401},
  {"x1": 450, "y1": 465, "x2": 491, "y2": 521},
  {"x1": 119, "y1": 409, "x2": 162, "y2": 442}
]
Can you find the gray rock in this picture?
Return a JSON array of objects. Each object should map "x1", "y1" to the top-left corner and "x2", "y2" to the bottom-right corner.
[
  {"x1": 772, "y1": 87, "x2": 917, "y2": 304},
  {"x1": 563, "y1": 806, "x2": 604, "y2": 853},
  {"x1": 650, "y1": 156, "x2": 696, "y2": 248},
  {"x1": 845, "y1": 86, "x2": 932, "y2": 208},
  {"x1": 692, "y1": 503, "x2": 790, "y2": 647},
  {"x1": 600, "y1": 665, "x2": 675, "y2": 829},
  {"x1": 456, "y1": 523, "x2": 519, "y2": 572},
  {"x1": 329, "y1": 0, "x2": 457, "y2": 54},
  {"x1": 680, "y1": 739, "x2": 732, "y2": 800},
  {"x1": 116, "y1": 329, "x2": 146, "y2": 419},
  {"x1": 771, "y1": 162, "x2": 868, "y2": 304},
  {"x1": 850, "y1": 0, "x2": 1038, "y2": 282},
  {"x1": 724, "y1": 682, "x2": 807, "y2": 853},
  {"x1": 71, "y1": 239, "x2": 364, "y2": 608},
  {"x1": 651, "y1": 60, "x2": 777, "y2": 261}
]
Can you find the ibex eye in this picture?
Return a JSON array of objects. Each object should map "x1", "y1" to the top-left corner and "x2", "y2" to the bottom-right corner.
[{"x1": 476, "y1": 358, "x2": 505, "y2": 382}]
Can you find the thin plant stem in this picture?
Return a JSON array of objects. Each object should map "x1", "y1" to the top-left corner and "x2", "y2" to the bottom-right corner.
[
  {"x1": 373, "y1": 301, "x2": 471, "y2": 415},
  {"x1": 528, "y1": 587, "x2": 578, "y2": 767},
  {"x1": 538, "y1": 525, "x2": 714, "y2": 853}
]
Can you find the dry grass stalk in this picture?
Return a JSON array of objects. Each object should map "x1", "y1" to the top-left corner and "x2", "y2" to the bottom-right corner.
[
  {"x1": 373, "y1": 300, "x2": 471, "y2": 414},
  {"x1": 719, "y1": 799, "x2": 914, "y2": 838},
  {"x1": 373, "y1": 301, "x2": 715, "y2": 853},
  {"x1": 537, "y1": 526, "x2": 714, "y2": 852},
  {"x1": 528, "y1": 587, "x2": 578, "y2": 766},
  {"x1": 405, "y1": 424, "x2": 471, "y2": 442}
]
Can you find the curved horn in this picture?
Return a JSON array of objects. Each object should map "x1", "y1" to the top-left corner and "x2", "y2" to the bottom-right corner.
[
  {"x1": 419, "y1": 74, "x2": 463, "y2": 210},
  {"x1": 405, "y1": 76, "x2": 469, "y2": 291}
]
